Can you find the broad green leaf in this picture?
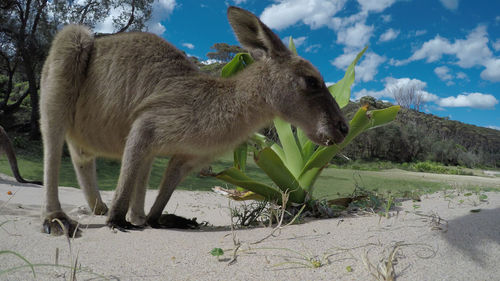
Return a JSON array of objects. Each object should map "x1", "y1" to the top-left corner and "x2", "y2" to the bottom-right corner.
[
  {"x1": 233, "y1": 143, "x2": 247, "y2": 171},
  {"x1": 301, "y1": 140, "x2": 316, "y2": 163},
  {"x1": 328, "y1": 46, "x2": 367, "y2": 108},
  {"x1": 273, "y1": 118, "x2": 304, "y2": 177},
  {"x1": 298, "y1": 105, "x2": 400, "y2": 189},
  {"x1": 216, "y1": 167, "x2": 282, "y2": 202},
  {"x1": 367, "y1": 105, "x2": 401, "y2": 129},
  {"x1": 288, "y1": 36, "x2": 298, "y2": 55},
  {"x1": 254, "y1": 147, "x2": 306, "y2": 203},
  {"x1": 221, "y1": 53, "x2": 254, "y2": 78},
  {"x1": 270, "y1": 143, "x2": 286, "y2": 162}
]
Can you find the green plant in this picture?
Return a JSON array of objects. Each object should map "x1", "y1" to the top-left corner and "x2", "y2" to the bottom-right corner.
[
  {"x1": 210, "y1": 248, "x2": 224, "y2": 261},
  {"x1": 215, "y1": 38, "x2": 400, "y2": 204}
]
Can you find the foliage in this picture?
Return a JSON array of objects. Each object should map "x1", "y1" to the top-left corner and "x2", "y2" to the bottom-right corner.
[
  {"x1": 206, "y1": 43, "x2": 246, "y2": 62},
  {"x1": 339, "y1": 98, "x2": 500, "y2": 168},
  {"x1": 214, "y1": 38, "x2": 400, "y2": 204},
  {"x1": 0, "y1": 0, "x2": 155, "y2": 138}
]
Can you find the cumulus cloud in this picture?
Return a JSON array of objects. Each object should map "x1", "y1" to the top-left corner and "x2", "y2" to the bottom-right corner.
[
  {"x1": 336, "y1": 22, "x2": 374, "y2": 48},
  {"x1": 379, "y1": 28, "x2": 400, "y2": 42},
  {"x1": 305, "y1": 44, "x2": 321, "y2": 53},
  {"x1": 182, "y1": 43, "x2": 194, "y2": 49},
  {"x1": 232, "y1": 0, "x2": 247, "y2": 4},
  {"x1": 397, "y1": 25, "x2": 500, "y2": 82},
  {"x1": 356, "y1": 52, "x2": 386, "y2": 82},
  {"x1": 357, "y1": 0, "x2": 397, "y2": 13},
  {"x1": 353, "y1": 77, "x2": 438, "y2": 101},
  {"x1": 434, "y1": 66, "x2": 453, "y2": 81},
  {"x1": 381, "y1": 14, "x2": 391, "y2": 22},
  {"x1": 439, "y1": 0, "x2": 459, "y2": 11},
  {"x1": 493, "y1": 39, "x2": 500, "y2": 51},
  {"x1": 406, "y1": 25, "x2": 492, "y2": 67},
  {"x1": 480, "y1": 58, "x2": 500, "y2": 82},
  {"x1": 438, "y1": 93, "x2": 498, "y2": 109},
  {"x1": 282, "y1": 36, "x2": 307, "y2": 47},
  {"x1": 147, "y1": 0, "x2": 177, "y2": 35},
  {"x1": 332, "y1": 50, "x2": 385, "y2": 82},
  {"x1": 414, "y1": 30, "x2": 427, "y2": 37},
  {"x1": 260, "y1": 0, "x2": 346, "y2": 30}
]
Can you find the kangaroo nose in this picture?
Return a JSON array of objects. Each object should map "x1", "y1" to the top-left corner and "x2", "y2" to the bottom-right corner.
[{"x1": 339, "y1": 121, "x2": 349, "y2": 136}]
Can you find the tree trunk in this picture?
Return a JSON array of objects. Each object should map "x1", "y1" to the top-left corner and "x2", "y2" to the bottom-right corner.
[{"x1": 26, "y1": 68, "x2": 40, "y2": 139}]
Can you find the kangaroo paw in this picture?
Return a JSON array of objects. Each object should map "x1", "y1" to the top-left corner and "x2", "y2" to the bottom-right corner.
[
  {"x1": 106, "y1": 215, "x2": 144, "y2": 232},
  {"x1": 42, "y1": 211, "x2": 81, "y2": 237}
]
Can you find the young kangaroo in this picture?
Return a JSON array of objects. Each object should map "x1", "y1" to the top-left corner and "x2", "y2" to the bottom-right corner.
[{"x1": 40, "y1": 6, "x2": 349, "y2": 236}]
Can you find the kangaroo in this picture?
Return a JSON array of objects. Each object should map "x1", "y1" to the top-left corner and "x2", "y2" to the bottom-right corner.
[
  {"x1": 40, "y1": 6, "x2": 349, "y2": 236},
  {"x1": 0, "y1": 125, "x2": 42, "y2": 185}
]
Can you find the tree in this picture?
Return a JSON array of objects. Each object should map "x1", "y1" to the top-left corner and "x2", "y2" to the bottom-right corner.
[
  {"x1": 206, "y1": 43, "x2": 245, "y2": 62},
  {"x1": 0, "y1": 0, "x2": 154, "y2": 138},
  {"x1": 387, "y1": 83, "x2": 425, "y2": 111}
]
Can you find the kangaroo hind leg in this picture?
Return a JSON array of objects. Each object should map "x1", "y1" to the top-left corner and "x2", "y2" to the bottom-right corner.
[{"x1": 67, "y1": 140, "x2": 108, "y2": 215}]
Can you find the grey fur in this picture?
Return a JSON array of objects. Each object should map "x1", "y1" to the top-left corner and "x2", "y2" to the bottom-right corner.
[{"x1": 40, "y1": 6, "x2": 348, "y2": 235}]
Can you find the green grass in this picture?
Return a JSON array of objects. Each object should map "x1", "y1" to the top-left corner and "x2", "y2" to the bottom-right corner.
[{"x1": 3, "y1": 148, "x2": 495, "y2": 200}]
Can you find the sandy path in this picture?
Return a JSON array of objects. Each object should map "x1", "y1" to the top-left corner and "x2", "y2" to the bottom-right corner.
[{"x1": 1, "y1": 173, "x2": 499, "y2": 280}]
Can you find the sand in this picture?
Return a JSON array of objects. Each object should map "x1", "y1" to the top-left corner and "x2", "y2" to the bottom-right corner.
[{"x1": 0, "y1": 172, "x2": 499, "y2": 281}]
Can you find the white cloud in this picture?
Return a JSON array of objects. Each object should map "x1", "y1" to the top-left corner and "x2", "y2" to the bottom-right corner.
[
  {"x1": 146, "y1": 0, "x2": 177, "y2": 35},
  {"x1": 353, "y1": 88, "x2": 385, "y2": 100},
  {"x1": 305, "y1": 44, "x2": 321, "y2": 53},
  {"x1": 357, "y1": 0, "x2": 396, "y2": 13},
  {"x1": 434, "y1": 66, "x2": 453, "y2": 81},
  {"x1": 493, "y1": 39, "x2": 500, "y2": 51},
  {"x1": 401, "y1": 25, "x2": 500, "y2": 82},
  {"x1": 94, "y1": 7, "x2": 122, "y2": 33},
  {"x1": 438, "y1": 93, "x2": 498, "y2": 109},
  {"x1": 414, "y1": 30, "x2": 427, "y2": 37},
  {"x1": 480, "y1": 58, "x2": 500, "y2": 82},
  {"x1": 379, "y1": 28, "x2": 400, "y2": 42},
  {"x1": 332, "y1": 50, "x2": 385, "y2": 82},
  {"x1": 260, "y1": 0, "x2": 346, "y2": 30},
  {"x1": 356, "y1": 52, "x2": 386, "y2": 82},
  {"x1": 439, "y1": 0, "x2": 459, "y2": 11},
  {"x1": 232, "y1": 0, "x2": 247, "y2": 4},
  {"x1": 487, "y1": 126, "x2": 500, "y2": 130},
  {"x1": 332, "y1": 51, "x2": 357, "y2": 70},
  {"x1": 149, "y1": 22, "x2": 166, "y2": 35},
  {"x1": 336, "y1": 22, "x2": 373, "y2": 48},
  {"x1": 201, "y1": 59, "x2": 222, "y2": 65},
  {"x1": 283, "y1": 36, "x2": 307, "y2": 47},
  {"x1": 408, "y1": 26, "x2": 492, "y2": 67},
  {"x1": 456, "y1": 71, "x2": 468, "y2": 80},
  {"x1": 380, "y1": 14, "x2": 391, "y2": 22},
  {"x1": 353, "y1": 77, "x2": 438, "y2": 101},
  {"x1": 182, "y1": 43, "x2": 194, "y2": 49}
]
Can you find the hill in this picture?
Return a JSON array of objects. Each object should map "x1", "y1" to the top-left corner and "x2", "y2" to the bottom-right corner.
[{"x1": 339, "y1": 96, "x2": 500, "y2": 168}]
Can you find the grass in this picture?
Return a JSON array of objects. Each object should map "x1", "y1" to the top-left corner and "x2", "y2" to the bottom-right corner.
[{"x1": 0, "y1": 148, "x2": 496, "y2": 199}]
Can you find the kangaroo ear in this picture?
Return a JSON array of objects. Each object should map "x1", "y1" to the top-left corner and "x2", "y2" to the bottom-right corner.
[{"x1": 227, "y1": 6, "x2": 290, "y2": 61}]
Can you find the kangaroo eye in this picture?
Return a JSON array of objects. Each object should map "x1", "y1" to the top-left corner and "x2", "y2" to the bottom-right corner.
[{"x1": 304, "y1": 76, "x2": 321, "y2": 89}]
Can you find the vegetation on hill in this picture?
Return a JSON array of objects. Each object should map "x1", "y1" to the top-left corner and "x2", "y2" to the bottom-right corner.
[{"x1": 337, "y1": 96, "x2": 500, "y2": 168}]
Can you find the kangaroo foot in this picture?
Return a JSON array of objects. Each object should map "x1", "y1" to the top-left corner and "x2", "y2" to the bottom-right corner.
[
  {"x1": 42, "y1": 211, "x2": 81, "y2": 237},
  {"x1": 92, "y1": 202, "x2": 108, "y2": 216},
  {"x1": 106, "y1": 213, "x2": 144, "y2": 232},
  {"x1": 148, "y1": 214, "x2": 199, "y2": 229}
]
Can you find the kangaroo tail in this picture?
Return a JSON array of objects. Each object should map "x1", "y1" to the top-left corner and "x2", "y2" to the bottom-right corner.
[{"x1": 45, "y1": 25, "x2": 94, "y2": 87}]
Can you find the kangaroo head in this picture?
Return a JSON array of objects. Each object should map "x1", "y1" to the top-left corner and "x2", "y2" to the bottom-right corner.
[{"x1": 227, "y1": 6, "x2": 349, "y2": 145}]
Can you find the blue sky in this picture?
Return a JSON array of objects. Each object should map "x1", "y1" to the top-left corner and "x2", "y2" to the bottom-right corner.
[{"x1": 97, "y1": 0, "x2": 500, "y2": 130}]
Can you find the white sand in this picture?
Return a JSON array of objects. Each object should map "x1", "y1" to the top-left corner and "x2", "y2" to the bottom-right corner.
[{"x1": 0, "y1": 173, "x2": 499, "y2": 280}]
